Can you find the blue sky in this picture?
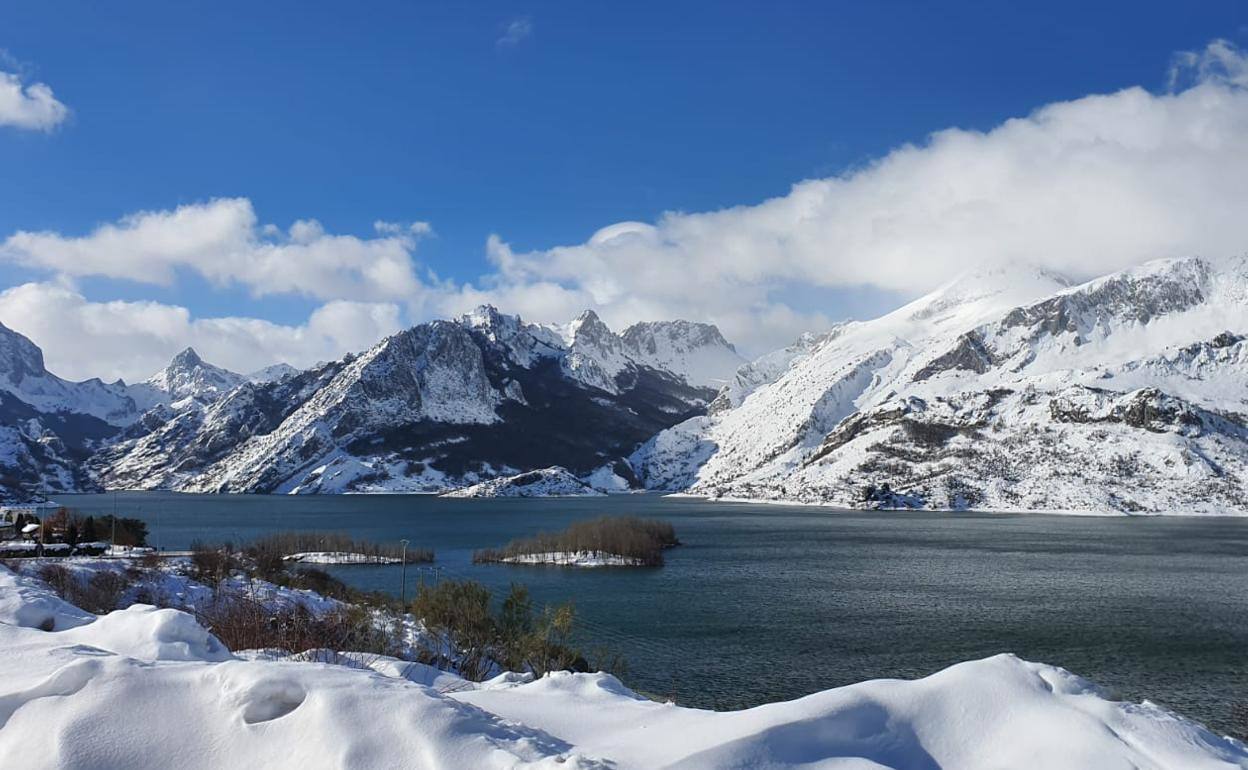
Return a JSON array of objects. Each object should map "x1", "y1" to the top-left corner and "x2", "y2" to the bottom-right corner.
[{"x1": 2, "y1": 1, "x2": 1248, "y2": 380}]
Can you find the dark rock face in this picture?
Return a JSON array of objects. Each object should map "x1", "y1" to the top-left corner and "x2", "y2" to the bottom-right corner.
[
  {"x1": 913, "y1": 332, "x2": 995, "y2": 381},
  {"x1": 0, "y1": 322, "x2": 48, "y2": 386},
  {"x1": 1001, "y1": 259, "x2": 1210, "y2": 343},
  {"x1": 1048, "y1": 387, "x2": 1209, "y2": 436}
]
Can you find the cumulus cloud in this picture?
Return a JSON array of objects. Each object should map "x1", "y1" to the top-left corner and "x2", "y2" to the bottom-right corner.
[
  {"x1": 0, "y1": 198, "x2": 432, "y2": 302},
  {"x1": 8, "y1": 40, "x2": 1248, "y2": 368},
  {"x1": 444, "y1": 39, "x2": 1248, "y2": 352},
  {"x1": 0, "y1": 69, "x2": 68, "y2": 131},
  {"x1": 0, "y1": 282, "x2": 403, "y2": 382},
  {"x1": 497, "y1": 18, "x2": 533, "y2": 48}
]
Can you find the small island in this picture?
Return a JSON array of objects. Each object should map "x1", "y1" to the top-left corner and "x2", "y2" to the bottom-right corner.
[
  {"x1": 473, "y1": 516, "x2": 679, "y2": 567},
  {"x1": 252, "y1": 532, "x2": 434, "y2": 565}
]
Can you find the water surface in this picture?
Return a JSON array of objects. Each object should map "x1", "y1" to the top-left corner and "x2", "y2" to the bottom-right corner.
[{"x1": 60, "y1": 492, "x2": 1248, "y2": 738}]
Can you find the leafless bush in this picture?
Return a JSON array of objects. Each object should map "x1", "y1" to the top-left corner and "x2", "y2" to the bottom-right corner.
[
  {"x1": 190, "y1": 540, "x2": 240, "y2": 586},
  {"x1": 36, "y1": 563, "x2": 130, "y2": 613},
  {"x1": 473, "y1": 516, "x2": 679, "y2": 566},
  {"x1": 249, "y1": 531, "x2": 432, "y2": 564},
  {"x1": 37, "y1": 563, "x2": 75, "y2": 597},
  {"x1": 193, "y1": 595, "x2": 401, "y2": 662}
]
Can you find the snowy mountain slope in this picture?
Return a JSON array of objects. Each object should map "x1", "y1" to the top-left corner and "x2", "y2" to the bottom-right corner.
[
  {"x1": 95, "y1": 306, "x2": 732, "y2": 494},
  {"x1": 619, "y1": 319, "x2": 745, "y2": 389},
  {"x1": 0, "y1": 324, "x2": 142, "y2": 499},
  {"x1": 0, "y1": 322, "x2": 137, "y2": 426},
  {"x1": 633, "y1": 257, "x2": 1248, "y2": 513},
  {"x1": 248, "y1": 362, "x2": 299, "y2": 383},
  {"x1": 560, "y1": 311, "x2": 635, "y2": 395},
  {"x1": 0, "y1": 391, "x2": 115, "y2": 499},
  {"x1": 127, "y1": 347, "x2": 247, "y2": 412},
  {"x1": 90, "y1": 361, "x2": 347, "y2": 491},
  {"x1": 549, "y1": 310, "x2": 746, "y2": 394},
  {"x1": 442, "y1": 466, "x2": 604, "y2": 498}
]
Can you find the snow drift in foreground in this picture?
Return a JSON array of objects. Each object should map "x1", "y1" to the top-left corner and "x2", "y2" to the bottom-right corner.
[{"x1": 1, "y1": 566, "x2": 1245, "y2": 770}]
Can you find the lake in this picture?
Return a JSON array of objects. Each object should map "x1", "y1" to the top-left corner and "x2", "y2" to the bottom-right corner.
[{"x1": 59, "y1": 491, "x2": 1248, "y2": 739}]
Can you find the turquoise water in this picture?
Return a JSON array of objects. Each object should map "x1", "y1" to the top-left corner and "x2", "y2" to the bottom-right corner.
[{"x1": 60, "y1": 492, "x2": 1248, "y2": 738}]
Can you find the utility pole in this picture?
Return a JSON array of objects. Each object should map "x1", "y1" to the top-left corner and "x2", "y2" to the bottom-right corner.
[{"x1": 399, "y1": 539, "x2": 409, "y2": 606}]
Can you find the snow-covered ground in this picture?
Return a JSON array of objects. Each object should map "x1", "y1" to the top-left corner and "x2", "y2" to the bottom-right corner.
[
  {"x1": 282, "y1": 551, "x2": 402, "y2": 565},
  {"x1": 499, "y1": 551, "x2": 647, "y2": 567},
  {"x1": 1, "y1": 562, "x2": 1246, "y2": 769},
  {"x1": 443, "y1": 466, "x2": 606, "y2": 498}
]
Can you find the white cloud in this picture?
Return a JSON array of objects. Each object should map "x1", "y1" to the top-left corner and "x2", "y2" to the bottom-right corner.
[
  {"x1": 497, "y1": 18, "x2": 533, "y2": 48},
  {"x1": 0, "y1": 69, "x2": 68, "y2": 131},
  {"x1": 1169, "y1": 38, "x2": 1248, "y2": 90},
  {"x1": 7, "y1": 40, "x2": 1248, "y2": 367},
  {"x1": 0, "y1": 282, "x2": 402, "y2": 382},
  {"x1": 444, "y1": 39, "x2": 1248, "y2": 353},
  {"x1": 0, "y1": 198, "x2": 433, "y2": 302}
]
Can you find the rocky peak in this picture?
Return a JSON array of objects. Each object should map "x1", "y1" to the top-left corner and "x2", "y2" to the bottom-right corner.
[
  {"x1": 621, "y1": 320, "x2": 736, "y2": 357},
  {"x1": 169, "y1": 347, "x2": 203, "y2": 371},
  {"x1": 0, "y1": 322, "x2": 49, "y2": 385},
  {"x1": 138, "y1": 347, "x2": 246, "y2": 410},
  {"x1": 461, "y1": 305, "x2": 523, "y2": 338},
  {"x1": 568, "y1": 310, "x2": 618, "y2": 346}
]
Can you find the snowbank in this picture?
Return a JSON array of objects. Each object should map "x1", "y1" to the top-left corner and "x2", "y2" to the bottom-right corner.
[
  {"x1": 1, "y1": 564, "x2": 1245, "y2": 769},
  {"x1": 0, "y1": 566, "x2": 94, "y2": 630},
  {"x1": 501, "y1": 551, "x2": 647, "y2": 567},
  {"x1": 282, "y1": 551, "x2": 401, "y2": 565}
]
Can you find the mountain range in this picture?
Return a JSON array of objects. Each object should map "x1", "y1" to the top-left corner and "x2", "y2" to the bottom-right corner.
[
  {"x1": 633, "y1": 256, "x2": 1248, "y2": 513},
  {"x1": 2, "y1": 256, "x2": 1246, "y2": 513},
  {"x1": 0, "y1": 307, "x2": 743, "y2": 498}
]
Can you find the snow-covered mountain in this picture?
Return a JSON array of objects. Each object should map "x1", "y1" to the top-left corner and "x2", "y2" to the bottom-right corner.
[
  {"x1": 441, "y1": 466, "x2": 605, "y2": 498},
  {"x1": 552, "y1": 310, "x2": 745, "y2": 394},
  {"x1": 0, "y1": 323, "x2": 136, "y2": 500},
  {"x1": 91, "y1": 306, "x2": 736, "y2": 494},
  {"x1": 127, "y1": 348, "x2": 248, "y2": 413},
  {"x1": 247, "y1": 362, "x2": 300, "y2": 384},
  {"x1": 632, "y1": 257, "x2": 1248, "y2": 514},
  {"x1": 0, "y1": 322, "x2": 137, "y2": 427},
  {"x1": 619, "y1": 319, "x2": 744, "y2": 389}
]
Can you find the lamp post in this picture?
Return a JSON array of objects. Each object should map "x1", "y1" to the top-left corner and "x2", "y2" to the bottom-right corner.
[{"x1": 399, "y1": 539, "x2": 409, "y2": 606}]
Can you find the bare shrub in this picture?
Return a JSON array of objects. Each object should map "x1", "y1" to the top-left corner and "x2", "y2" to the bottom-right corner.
[
  {"x1": 189, "y1": 541, "x2": 239, "y2": 587},
  {"x1": 37, "y1": 563, "x2": 75, "y2": 597},
  {"x1": 474, "y1": 516, "x2": 679, "y2": 566},
  {"x1": 36, "y1": 563, "x2": 129, "y2": 613},
  {"x1": 77, "y1": 571, "x2": 128, "y2": 613},
  {"x1": 249, "y1": 531, "x2": 432, "y2": 564},
  {"x1": 283, "y1": 566, "x2": 352, "y2": 601},
  {"x1": 194, "y1": 596, "x2": 401, "y2": 662}
]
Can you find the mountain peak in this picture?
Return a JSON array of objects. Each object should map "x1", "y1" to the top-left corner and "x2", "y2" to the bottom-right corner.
[
  {"x1": 0, "y1": 322, "x2": 49, "y2": 383},
  {"x1": 169, "y1": 347, "x2": 203, "y2": 369},
  {"x1": 569, "y1": 309, "x2": 614, "y2": 341}
]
